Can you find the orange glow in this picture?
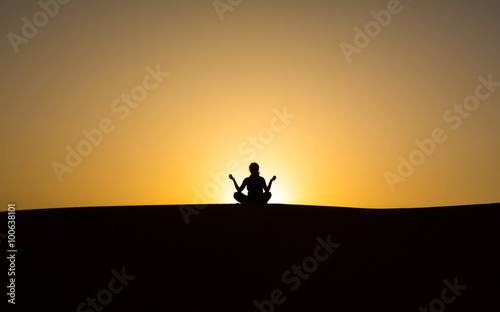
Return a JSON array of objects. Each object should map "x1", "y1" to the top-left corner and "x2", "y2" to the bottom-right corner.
[{"x1": 2, "y1": 1, "x2": 500, "y2": 211}]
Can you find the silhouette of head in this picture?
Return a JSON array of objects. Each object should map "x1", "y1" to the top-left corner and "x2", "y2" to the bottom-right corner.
[{"x1": 249, "y1": 162, "x2": 259, "y2": 176}]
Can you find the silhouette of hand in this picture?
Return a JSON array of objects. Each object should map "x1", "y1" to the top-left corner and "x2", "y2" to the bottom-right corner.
[
  {"x1": 229, "y1": 174, "x2": 235, "y2": 180},
  {"x1": 271, "y1": 175, "x2": 276, "y2": 182}
]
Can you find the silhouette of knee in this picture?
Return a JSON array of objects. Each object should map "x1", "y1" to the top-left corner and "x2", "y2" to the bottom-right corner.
[
  {"x1": 234, "y1": 192, "x2": 246, "y2": 203},
  {"x1": 263, "y1": 192, "x2": 272, "y2": 203}
]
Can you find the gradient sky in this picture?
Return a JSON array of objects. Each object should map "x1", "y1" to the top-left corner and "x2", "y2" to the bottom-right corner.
[{"x1": 1, "y1": 0, "x2": 500, "y2": 211}]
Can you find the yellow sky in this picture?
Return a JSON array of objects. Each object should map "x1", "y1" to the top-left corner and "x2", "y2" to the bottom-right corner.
[{"x1": 2, "y1": 0, "x2": 500, "y2": 211}]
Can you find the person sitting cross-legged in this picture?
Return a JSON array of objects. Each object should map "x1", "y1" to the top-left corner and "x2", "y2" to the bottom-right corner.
[{"x1": 229, "y1": 162, "x2": 276, "y2": 203}]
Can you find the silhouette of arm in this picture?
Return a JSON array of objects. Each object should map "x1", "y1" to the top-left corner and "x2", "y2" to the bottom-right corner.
[
  {"x1": 265, "y1": 176, "x2": 276, "y2": 192},
  {"x1": 229, "y1": 174, "x2": 246, "y2": 192}
]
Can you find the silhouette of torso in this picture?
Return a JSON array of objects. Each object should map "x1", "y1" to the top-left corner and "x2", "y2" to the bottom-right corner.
[{"x1": 245, "y1": 176, "x2": 265, "y2": 199}]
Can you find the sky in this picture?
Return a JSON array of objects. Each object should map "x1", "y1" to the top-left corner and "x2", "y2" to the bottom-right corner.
[{"x1": 1, "y1": 0, "x2": 500, "y2": 211}]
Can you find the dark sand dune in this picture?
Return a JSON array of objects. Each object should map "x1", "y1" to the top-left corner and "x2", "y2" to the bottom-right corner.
[{"x1": 3, "y1": 203, "x2": 500, "y2": 311}]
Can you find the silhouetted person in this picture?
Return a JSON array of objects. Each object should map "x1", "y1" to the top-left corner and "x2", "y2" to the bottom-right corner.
[{"x1": 229, "y1": 162, "x2": 276, "y2": 203}]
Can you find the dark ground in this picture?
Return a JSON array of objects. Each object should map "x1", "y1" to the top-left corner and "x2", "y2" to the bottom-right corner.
[{"x1": 1, "y1": 203, "x2": 499, "y2": 311}]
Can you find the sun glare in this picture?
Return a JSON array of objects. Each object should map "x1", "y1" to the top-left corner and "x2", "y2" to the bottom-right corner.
[{"x1": 267, "y1": 183, "x2": 286, "y2": 204}]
